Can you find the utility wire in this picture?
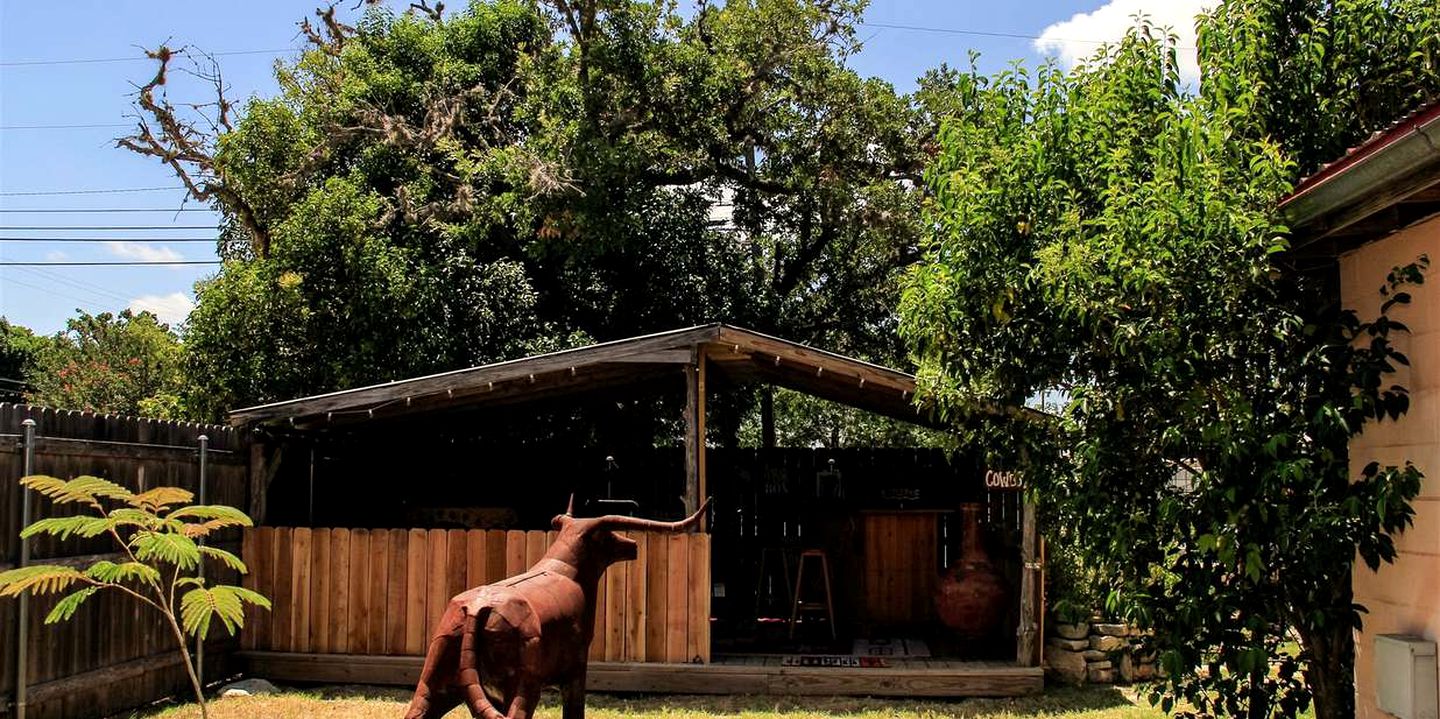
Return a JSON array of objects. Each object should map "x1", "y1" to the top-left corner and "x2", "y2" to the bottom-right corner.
[
  {"x1": 858, "y1": 21, "x2": 1197, "y2": 49},
  {"x1": 0, "y1": 260, "x2": 220, "y2": 266},
  {"x1": 0, "y1": 274, "x2": 109, "y2": 312},
  {"x1": 10, "y1": 266, "x2": 135, "y2": 303},
  {"x1": 0, "y1": 226, "x2": 216, "y2": 230},
  {"x1": 0, "y1": 208, "x2": 215, "y2": 213},
  {"x1": 0, "y1": 237, "x2": 218, "y2": 243},
  {"x1": 0, "y1": 21, "x2": 1181, "y2": 71},
  {"x1": 0, "y1": 48, "x2": 297, "y2": 68},
  {"x1": 0, "y1": 186, "x2": 183, "y2": 197},
  {"x1": 0, "y1": 122, "x2": 132, "y2": 130}
]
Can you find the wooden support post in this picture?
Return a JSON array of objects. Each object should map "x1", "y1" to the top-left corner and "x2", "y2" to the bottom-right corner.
[
  {"x1": 1017, "y1": 499, "x2": 1041, "y2": 666},
  {"x1": 682, "y1": 347, "x2": 707, "y2": 528},
  {"x1": 248, "y1": 438, "x2": 284, "y2": 526}
]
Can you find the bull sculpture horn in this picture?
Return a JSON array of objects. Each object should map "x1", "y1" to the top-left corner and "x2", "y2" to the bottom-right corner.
[
  {"x1": 565, "y1": 493, "x2": 575, "y2": 517},
  {"x1": 596, "y1": 497, "x2": 711, "y2": 532}
]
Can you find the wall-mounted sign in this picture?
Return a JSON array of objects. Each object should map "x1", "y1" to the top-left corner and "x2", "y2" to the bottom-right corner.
[{"x1": 983, "y1": 469, "x2": 1023, "y2": 490}]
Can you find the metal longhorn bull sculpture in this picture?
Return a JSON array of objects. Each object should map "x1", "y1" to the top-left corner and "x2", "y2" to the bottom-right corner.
[{"x1": 402, "y1": 497, "x2": 710, "y2": 719}]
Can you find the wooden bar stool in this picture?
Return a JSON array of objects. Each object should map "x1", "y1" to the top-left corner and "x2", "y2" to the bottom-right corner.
[
  {"x1": 754, "y1": 546, "x2": 794, "y2": 618},
  {"x1": 788, "y1": 549, "x2": 836, "y2": 640}
]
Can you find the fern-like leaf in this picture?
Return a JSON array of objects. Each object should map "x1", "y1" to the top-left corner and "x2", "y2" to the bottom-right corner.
[
  {"x1": 85, "y1": 560, "x2": 161, "y2": 585},
  {"x1": 167, "y1": 505, "x2": 251, "y2": 524},
  {"x1": 172, "y1": 505, "x2": 253, "y2": 539},
  {"x1": 45, "y1": 587, "x2": 99, "y2": 623},
  {"x1": 109, "y1": 507, "x2": 156, "y2": 530},
  {"x1": 132, "y1": 531, "x2": 200, "y2": 570},
  {"x1": 17, "y1": 475, "x2": 67, "y2": 498},
  {"x1": 21, "y1": 475, "x2": 133, "y2": 505},
  {"x1": 228, "y1": 584, "x2": 272, "y2": 611},
  {"x1": 198, "y1": 546, "x2": 247, "y2": 574},
  {"x1": 0, "y1": 565, "x2": 87, "y2": 596},
  {"x1": 128, "y1": 487, "x2": 194, "y2": 511},
  {"x1": 180, "y1": 585, "x2": 243, "y2": 639},
  {"x1": 19, "y1": 515, "x2": 113, "y2": 541}
]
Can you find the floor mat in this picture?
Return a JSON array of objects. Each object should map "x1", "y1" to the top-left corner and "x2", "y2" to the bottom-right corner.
[
  {"x1": 780, "y1": 655, "x2": 890, "y2": 668},
  {"x1": 852, "y1": 637, "x2": 931, "y2": 657}
]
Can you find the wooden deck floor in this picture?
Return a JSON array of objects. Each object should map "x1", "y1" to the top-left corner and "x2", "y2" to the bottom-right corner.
[{"x1": 238, "y1": 651, "x2": 1043, "y2": 698}]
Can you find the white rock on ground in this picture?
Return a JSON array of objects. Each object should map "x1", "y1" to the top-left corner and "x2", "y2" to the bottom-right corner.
[{"x1": 218, "y1": 678, "x2": 279, "y2": 698}]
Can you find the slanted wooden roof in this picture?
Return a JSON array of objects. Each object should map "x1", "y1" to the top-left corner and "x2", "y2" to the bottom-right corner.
[{"x1": 229, "y1": 324, "x2": 940, "y2": 429}]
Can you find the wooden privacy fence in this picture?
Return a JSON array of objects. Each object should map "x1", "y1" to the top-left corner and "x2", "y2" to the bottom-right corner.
[
  {"x1": 1, "y1": 404, "x2": 248, "y2": 719},
  {"x1": 241, "y1": 527, "x2": 711, "y2": 665}
]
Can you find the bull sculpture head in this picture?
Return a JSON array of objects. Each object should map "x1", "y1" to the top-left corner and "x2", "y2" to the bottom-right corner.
[{"x1": 545, "y1": 496, "x2": 709, "y2": 584}]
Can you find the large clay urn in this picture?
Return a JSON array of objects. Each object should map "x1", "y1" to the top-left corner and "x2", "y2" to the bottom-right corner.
[{"x1": 934, "y1": 503, "x2": 1008, "y2": 640}]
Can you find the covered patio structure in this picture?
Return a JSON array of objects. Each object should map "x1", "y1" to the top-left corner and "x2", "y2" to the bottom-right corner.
[{"x1": 231, "y1": 324, "x2": 1044, "y2": 696}]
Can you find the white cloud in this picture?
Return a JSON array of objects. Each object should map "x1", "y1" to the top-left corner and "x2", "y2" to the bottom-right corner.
[
  {"x1": 128, "y1": 292, "x2": 195, "y2": 326},
  {"x1": 105, "y1": 241, "x2": 183, "y2": 263},
  {"x1": 44, "y1": 250, "x2": 68, "y2": 262},
  {"x1": 1034, "y1": 0, "x2": 1212, "y2": 86}
]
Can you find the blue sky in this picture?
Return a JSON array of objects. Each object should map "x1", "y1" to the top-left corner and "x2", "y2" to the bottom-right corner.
[{"x1": 0, "y1": 0, "x2": 1205, "y2": 334}]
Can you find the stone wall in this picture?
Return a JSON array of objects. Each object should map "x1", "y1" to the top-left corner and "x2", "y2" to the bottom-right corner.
[{"x1": 1044, "y1": 621, "x2": 1157, "y2": 685}]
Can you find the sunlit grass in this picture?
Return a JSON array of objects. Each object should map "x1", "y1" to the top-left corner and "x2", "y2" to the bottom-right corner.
[{"x1": 138, "y1": 686, "x2": 1167, "y2": 718}]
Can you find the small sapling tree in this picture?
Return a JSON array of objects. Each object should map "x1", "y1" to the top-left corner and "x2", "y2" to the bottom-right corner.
[{"x1": 0, "y1": 475, "x2": 269, "y2": 719}]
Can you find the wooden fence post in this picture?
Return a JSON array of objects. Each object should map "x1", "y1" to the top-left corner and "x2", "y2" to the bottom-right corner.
[{"x1": 15, "y1": 418, "x2": 35, "y2": 719}]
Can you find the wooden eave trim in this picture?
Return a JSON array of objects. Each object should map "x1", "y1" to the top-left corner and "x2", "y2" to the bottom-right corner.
[
  {"x1": 229, "y1": 324, "x2": 722, "y2": 425},
  {"x1": 712, "y1": 326, "x2": 917, "y2": 394}
]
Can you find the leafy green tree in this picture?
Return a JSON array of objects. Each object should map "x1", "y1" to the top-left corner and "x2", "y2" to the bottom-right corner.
[
  {"x1": 1199, "y1": 0, "x2": 1440, "y2": 177},
  {"x1": 121, "y1": 0, "x2": 933, "y2": 419},
  {"x1": 736, "y1": 388, "x2": 949, "y2": 448},
  {"x1": 899, "y1": 19, "x2": 1426, "y2": 719},
  {"x1": 0, "y1": 318, "x2": 45, "y2": 402},
  {"x1": 26, "y1": 310, "x2": 187, "y2": 418},
  {"x1": 0, "y1": 476, "x2": 268, "y2": 719}
]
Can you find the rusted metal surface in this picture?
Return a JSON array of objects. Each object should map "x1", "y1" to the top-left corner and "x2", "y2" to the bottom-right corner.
[
  {"x1": 934, "y1": 503, "x2": 1008, "y2": 641},
  {"x1": 403, "y1": 498, "x2": 710, "y2": 719}
]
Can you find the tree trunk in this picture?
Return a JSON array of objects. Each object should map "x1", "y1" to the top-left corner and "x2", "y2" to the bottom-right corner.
[
  {"x1": 760, "y1": 387, "x2": 775, "y2": 448},
  {"x1": 163, "y1": 611, "x2": 209, "y2": 719},
  {"x1": 1301, "y1": 620, "x2": 1356, "y2": 719},
  {"x1": 1295, "y1": 571, "x2": 1357, "y2": 719}
]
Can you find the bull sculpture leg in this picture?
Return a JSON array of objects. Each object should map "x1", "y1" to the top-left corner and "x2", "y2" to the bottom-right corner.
[
  {"x1": 561, "y1": 669, "x2": 586, "y2": 719},
  {"x1": 403, "y1": 498, "x2": 709, "y2": 719}
]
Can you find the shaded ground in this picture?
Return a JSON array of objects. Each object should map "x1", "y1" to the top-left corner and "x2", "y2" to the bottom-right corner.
[{"x1": 136, "y1": 686, "x2": 1165, "y2": 718}]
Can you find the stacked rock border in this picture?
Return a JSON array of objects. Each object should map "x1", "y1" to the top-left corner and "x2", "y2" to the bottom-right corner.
[{"x1": 1044, "y1": 620, "x2": 1158, "y2": 685}]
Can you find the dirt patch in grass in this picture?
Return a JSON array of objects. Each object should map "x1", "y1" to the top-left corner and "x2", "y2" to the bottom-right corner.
[{"x1": 136, "y1": 686, "x2": 1165, "y2": 719}]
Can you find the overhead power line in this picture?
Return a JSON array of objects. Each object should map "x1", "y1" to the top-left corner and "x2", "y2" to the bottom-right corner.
[
  {"x1": 0, "y1": 226, "x2": 216, "y2": 230},
  {"x1": 860, "y1": 22, "x2": 1064, "y2": 43},
  {"x1": 9, "y1": 265, "x2": 135, "y2": 303},
  {"x1": 0, "y1": 208, "x2": 215, "y2": 213},
  {"x1": 0, "y1": 274, "x2": 110, "y2": 311},
  {"x1": 858, "y1": 21, "x2": 1197, "y2": 49},
  {"x1": 0, "y1": 22, "x2": 1191, "y2": 71},
  {"x1": 0, "y1": 260, "x2": 220, "y2": 266},
  {"x1": 0, "y1": 122, "x2": 132, "y2": 131},
  {"x1": 0, "y1": 186, "x2": 183, "y2": 197},
  {"x1": 0, "y1": 48, "x2": 297, "y2": 68},
  {"x1": 0, "y1": 237, "x2": 217, "y2": 242}
]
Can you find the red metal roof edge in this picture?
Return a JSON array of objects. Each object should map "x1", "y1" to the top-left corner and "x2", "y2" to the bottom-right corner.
[{"x1": 1281, "y1": 99, "x2": 1440, "y2": 208}]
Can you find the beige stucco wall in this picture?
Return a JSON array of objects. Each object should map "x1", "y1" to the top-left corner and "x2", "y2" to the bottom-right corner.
[{"x1": 1341, "y1": 214, "x2": 1440, "y2": 718}]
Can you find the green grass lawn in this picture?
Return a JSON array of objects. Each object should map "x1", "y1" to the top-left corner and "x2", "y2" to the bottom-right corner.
[{"x1": 138, "y1": 686, "x2": 1167, "y2": 719}]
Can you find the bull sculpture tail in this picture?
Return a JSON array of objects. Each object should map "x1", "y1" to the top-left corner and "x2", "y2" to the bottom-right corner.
[{"x1": 459, "y1": 605, "x2": 507, "y2": 719}]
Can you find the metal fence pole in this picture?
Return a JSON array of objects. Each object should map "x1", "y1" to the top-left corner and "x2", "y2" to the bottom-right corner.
[
  {"x1": 15, "y1": 418, "x2": 36, "y2": 719},
  {"x1": 195, "y1": 434, "x2": 208, "y2": 689}
]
